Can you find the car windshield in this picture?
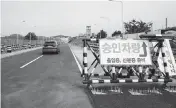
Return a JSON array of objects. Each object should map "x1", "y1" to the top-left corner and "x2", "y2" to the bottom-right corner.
[{"x1": 44, "y1": 42, "x2": 56, "y2": 46}]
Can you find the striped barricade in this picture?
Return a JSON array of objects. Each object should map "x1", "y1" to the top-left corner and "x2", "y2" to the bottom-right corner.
[
  {"x1": 7, "y1": 46, "x2": 12, "y2": 53},
  {"x1": 1, "y1": 48, "x2": 4, "y2": 53},
  {"x1": 28, "y1": 45, "x2": 32, "y2": 49},
  {"x1": 1, "y1": 45, "x2": 5, "y2": 53},
  {"x1": 81, "y1": 37, "x2": 174, "y2": 86},
  {"x1": 12, "y1": 45, "x2": 17, "y2": 51},
  {"x1": 16, "y1": 45, "x2": 20, "y2": 50},
  {"x1": 83, "y1": 79, "x2": 172, "y2": 84},
  {"x1": 23, "y1": 45, "x2": 28, "y2": 49}
]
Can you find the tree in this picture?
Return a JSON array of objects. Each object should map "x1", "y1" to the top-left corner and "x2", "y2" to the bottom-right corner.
[
  {"x1": 166, "y1": 26, "x2": 176, "y2": 31},
  {"x1": 9, "y1": 34, "x2": 24, "y2": 39},
  {"x1": 161, "y1": 26, "x2": 176, "y2": 34},
  {"x1": 96, "y1": 30, "x2": 107, "y2": 39},
  {"x1": 112, "y1": 30, "x2": 122, "y2": 37},
  {"x1": 124, "y1": 19, "x2": 153, "y2": 34},
  {"x1": 25, "y1": 32, "x2": 37, "y2": 40}
]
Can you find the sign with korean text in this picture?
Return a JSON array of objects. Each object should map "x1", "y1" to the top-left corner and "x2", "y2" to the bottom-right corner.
[{"x1": 99, "y1": 39, "x2": 152, "y2": 65}]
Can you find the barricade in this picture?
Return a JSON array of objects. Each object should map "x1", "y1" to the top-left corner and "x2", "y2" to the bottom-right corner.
[
  {"x1": 6, "y1": 45, "x2": 12, "y2": 53},
  {"x1": 1, "y1": 48, "x2": 4, "y2": 53},
  {"x1": 81, "y1": 34, "x2": 176, "y2": 87}
]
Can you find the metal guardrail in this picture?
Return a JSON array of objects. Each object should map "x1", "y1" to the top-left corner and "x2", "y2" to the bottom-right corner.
[{"x1": 1, "y1": 44, "x2": 42, "y2": 54}]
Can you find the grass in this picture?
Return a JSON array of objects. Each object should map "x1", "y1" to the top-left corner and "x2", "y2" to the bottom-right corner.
[{"x1": 69, "y1": 38, "x2": 83, "y2": 47}]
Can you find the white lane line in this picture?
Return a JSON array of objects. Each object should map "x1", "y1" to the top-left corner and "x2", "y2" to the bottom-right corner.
[
  {"x1": 69, "y1": 45, "x2": 82, "y2": 74},
  {"x1": 20, "y1": 55, "x2": 43, "y2": 68}
]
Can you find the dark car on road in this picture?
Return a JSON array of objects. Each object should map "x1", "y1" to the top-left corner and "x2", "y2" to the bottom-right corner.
[{"x1": 42, "y1": 41, "x2": 60, "y2": 54}]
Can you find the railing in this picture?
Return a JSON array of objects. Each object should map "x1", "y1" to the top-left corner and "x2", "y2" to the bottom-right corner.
[{"x1": 1, "y1": 44, "x2": 42, "y2": 54}]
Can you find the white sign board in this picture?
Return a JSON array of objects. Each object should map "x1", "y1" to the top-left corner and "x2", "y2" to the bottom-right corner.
[
  {"x1": 152, "y1": 39, "x2": 176, "y2": 76},
  {"x1": 99, "y1": 39, "x2": 152, "y2": 65}
]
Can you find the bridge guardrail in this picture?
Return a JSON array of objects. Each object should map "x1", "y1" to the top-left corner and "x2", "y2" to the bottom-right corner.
[{"x1": 1, "y1": 44, "x2": 42, "y2": 54}]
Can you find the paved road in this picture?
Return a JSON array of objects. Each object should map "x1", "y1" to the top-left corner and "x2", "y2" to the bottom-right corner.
[
  {"x1": 1, "y1": 44, "x2": 92, "y2": 108},
  {"x1": 2, "y1": 43, "x2": 176, "y2": 108},
  {"x1": 88, "y1": 83, "x2": 176, "y2": 108}
]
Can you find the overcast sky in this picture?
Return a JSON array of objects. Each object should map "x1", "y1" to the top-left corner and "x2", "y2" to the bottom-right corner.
[{"x1": 1, "y1": 1, "x2": 176, "y2": 37}]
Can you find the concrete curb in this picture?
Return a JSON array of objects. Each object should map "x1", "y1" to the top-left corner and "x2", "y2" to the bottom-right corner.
[
  {"x1": 1, "y1": 47, "x2": 42, "y2": 59},
  {"x1": 68, "y1": 44, "x2": 83, "y2": 74}
]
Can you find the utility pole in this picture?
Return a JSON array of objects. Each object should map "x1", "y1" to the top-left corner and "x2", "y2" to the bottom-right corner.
[
  {"x1": 17, "y1": 34, "x2": 18, "y2": 45},
  {"x1": 43, "y1": 36, "x2": 45, "y2": 44},
  {"x1": 30, "y1": 32, "x2": 31, "y2": 44},
  {"x1": 99, "y1": 29, "x2": 102, "y2": 39},
  {"x1": 100, "y1": 17, "x2": 110, "y2": 37},
  {"x1": 36, "y1": 36, "x2": 38, "y2": 45},
  {"x1": 166, "y1": 18, "x2": 168, "y2": 29},
  {"x1": 109, "y1": 0, "x2": 123, "y2": 38}
]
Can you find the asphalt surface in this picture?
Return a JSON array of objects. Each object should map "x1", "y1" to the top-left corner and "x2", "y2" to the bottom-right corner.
[
  {"x1": 89, "y1": 83, "x2": 176, "y2": 108},
  {"x1": 2, "y1": 43, "x2": 176, "y2": 108},
  {"x1": 1, "y1": 44, "x2": 92, "y2": 108}
]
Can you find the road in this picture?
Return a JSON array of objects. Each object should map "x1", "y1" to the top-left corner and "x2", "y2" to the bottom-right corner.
[
  {"x1": 88, "y1": 83, "x2": 176, "y2": 108},
  {"x1": 2, "y1": 43, "x2": 176, "y2": 108},
  {"x1": 1, "y1": 44, "x2": 92, "y2": 108}
]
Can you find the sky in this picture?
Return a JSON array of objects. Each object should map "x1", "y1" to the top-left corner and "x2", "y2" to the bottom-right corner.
[{"x1": 1, "y1": 1, "x2": 176, "y2": 37}]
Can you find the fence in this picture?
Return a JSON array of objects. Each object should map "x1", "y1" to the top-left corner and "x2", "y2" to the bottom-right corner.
[{"x1": 1, "y1": 38, "x2": 44, "y2": 53}]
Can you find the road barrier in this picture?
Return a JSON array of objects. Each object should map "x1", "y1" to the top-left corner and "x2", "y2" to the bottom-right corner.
[
  {"x1": 1, "y1": 44, "x2": 42, "y2": 54},
  {"x1": 1, "y1": 46, "x2": 42, "y2": 59},
  {"x1": 83, "y1": 79, "x2": 172, "y2": 84},
  {"x1": 81, "y1": 34, "x2": 176, "y2": 86},
  {"x1": 6, "y1": 46, "x2": 12, "y2": 53},
  {"x1": 1, "y1": 48, "x2": 4, "y2": 53}
]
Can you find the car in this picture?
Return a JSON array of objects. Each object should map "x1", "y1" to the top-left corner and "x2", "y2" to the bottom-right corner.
[{"x1": 42, "y1": 40, "x2": 60, "y2": 54}]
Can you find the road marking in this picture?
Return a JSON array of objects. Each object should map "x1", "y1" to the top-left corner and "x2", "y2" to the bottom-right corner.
[
  {"x1": 165, "y1": 89, "x2": 176, "y2": 93},
  {"x1": 128, "y1": 88, "x2": 162, "y2": 95},
  {"x1": 69, "y1": 45, "x2": 82, "y2": 74},
  {"x1": 20, "y1": 55, "x2": 43, "y2": 68},
  {"x1": 90, "y1": 86, "x2": 123, "y2": 95}
]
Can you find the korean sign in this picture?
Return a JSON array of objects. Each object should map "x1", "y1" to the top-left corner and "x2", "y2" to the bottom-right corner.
[{"x1": 99, "y1": 39, "x2": 152, "y2": 65}]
